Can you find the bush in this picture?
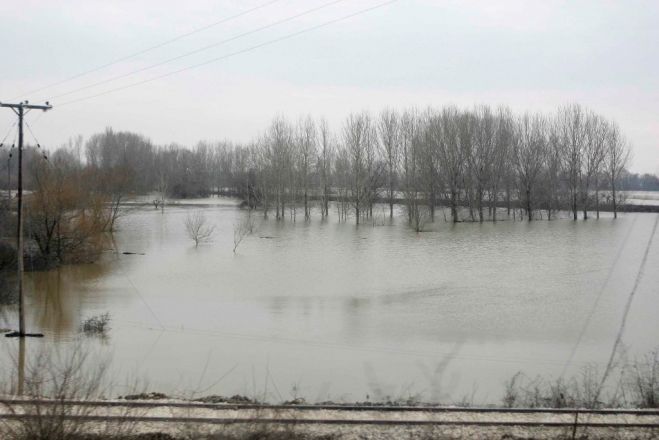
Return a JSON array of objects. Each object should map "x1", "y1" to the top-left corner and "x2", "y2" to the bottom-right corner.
[
  {"x1": 628, "y1": 350, "x2": 659, "y2": 408},
  {"x1": 80, "y1": 313, "x2": 111, "y2": 336}
]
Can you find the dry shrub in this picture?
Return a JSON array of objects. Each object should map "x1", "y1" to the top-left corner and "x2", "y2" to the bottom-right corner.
[
  {"x1": 504, "y1": 349, "x2": 659, "y2": 409},
  {"x1": 626, "y1": 350, "x2": 659, "y2": 408},
  {"x1": 0, "y1": 342, "x2": 138, "y2": 440}
]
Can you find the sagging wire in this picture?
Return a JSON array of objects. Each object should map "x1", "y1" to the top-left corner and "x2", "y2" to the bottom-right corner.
[
  {"x1": 0, "y1": 121, "x2": 17, "y2": 148},
  {"x1": 596, "y1": 214, "x2": 659, "y2": 402},
  {"x1": 24, "y1": 119, "x2": 48, "y2": 161},
  {"x1": 560, "y1": 215, "x2": 639, "y2": 377},
  {"x1": 9, "y1": 127, "x2": 18, "y2": 161}
]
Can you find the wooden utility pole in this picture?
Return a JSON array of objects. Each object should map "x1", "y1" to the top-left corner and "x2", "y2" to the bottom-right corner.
[{"x1": 1, "y1": 100, "x2": 52, "y2": 338}]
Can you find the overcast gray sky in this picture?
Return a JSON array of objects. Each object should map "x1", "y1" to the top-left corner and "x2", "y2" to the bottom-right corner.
[{"x1": 1, "y1": 0, "x2": 657, "y2": 173}]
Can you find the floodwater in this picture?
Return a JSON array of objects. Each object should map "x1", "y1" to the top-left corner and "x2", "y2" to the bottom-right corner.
[
  {"x1": 625, "y1": 190, "x2": 659, "y2": 206},
  {"x1": 1, "y1": 198, "x2": 658, "y2": 405}
]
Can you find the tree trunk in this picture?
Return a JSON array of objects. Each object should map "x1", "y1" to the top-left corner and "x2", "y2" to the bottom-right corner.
[
  {"x1": 429, "y1": 190, "x2": 435, "y2": 222},
  {"x1": 304, "y1": 190, "x2": 309, "y2": 220},
  {"x1": 389, "y1": 169, "x2": 394, "y2": 219},
  {"x1": 612, "y1": 179, "x2": 618, "y2": 219},
  {"x1": 596, "y1": 184, "x2": 600, "y2": 220}
]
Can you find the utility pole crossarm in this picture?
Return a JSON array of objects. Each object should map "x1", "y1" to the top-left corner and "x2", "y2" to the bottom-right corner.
[{"x1": 0, "y1": 101, "x2": 52, "y2": 111}]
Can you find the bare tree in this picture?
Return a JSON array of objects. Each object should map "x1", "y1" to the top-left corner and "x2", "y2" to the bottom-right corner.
[
  {"x1": 513, "y1": 113, "x2": 547, "y2": 221},
  {"x1": 333, "y1": 145, "x2": 351, "y2": 222},
  {"x1": 153, "y1": 155, "x2": 168, "y2": 213},
  {"x1": 577, "y1": 113, "x2": 602, "y2": 219},
  {"x1": 605, "y1": 121, "x2": 631, "y2": 219},
  {"x1": 343, "y1": 112, "x2": 377, "y2": 225},
  {"x1": 433, "y1": 107, "x2": 463, "y2": 223},
  {"x1": 184, "y1": 211, "x2": 215, "y2": 247},
  {"x1": 266, "y1": 117, "x2": 293, "y2": 221},
  {"x1": 558, "y1": 104, "x2": 587, "y2": 220},
  {"x1": 400, "y1": 109, "x2": 423, "y2": 226},
  {"x1": 457, "y1": 111, "x2": 478, "y2": 221},
  {"x1": 296, "y1": 116, "x2": 316, "y2": 220},
  {"x1": 470, "y1": 105, "x2": 496, "y2": 222},
  {"x1": 544, "y1": 119, "x2": 562, "y2": 220},
  {"x1": 233, "y1": 209, "x2": 255, "y2": 253},
  {"x1": 581, "y1": 114, "x2": 608, "y2": 219},
  {"x1": 419, "y1": 109, "x2": 440, "y2": 222},
  {"x1": 491, "y1": 107, "x2": 514, "y2": 221},
  {"x1": 378, "y1": 108, "x2": 400, "y2": 219},
  {"x1": 317, "y1": 118, "x2": 334, "y2": 219},
  {"x1": 253, "y1": 137, "x2": 273, "y2": 218}
]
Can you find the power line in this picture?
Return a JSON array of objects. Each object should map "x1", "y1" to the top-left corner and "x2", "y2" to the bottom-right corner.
[
  {"x1": 24, "y1": 120, "x2": 49, "y2": 160},
  {"x1": 58, "y1": 0, "x2": 399, "y2": 107},
  {"x1": 560, "y1": 215, "x2": 638, "y2": 377},
  {"x1": 596, "y1": 214, "x2": 659, "y2": 400},
  {"x1": 24, "y1": 120, "x2": 41, "y2": 145},
  {"x1": 0, "y1": 122, "x2": 17, "y2": 147},
  {"x1": 109, "y1": 239, "x2": 166, "y2": 330},
  {"x1": 12, "y1": 0, "x2": 285, "y2": 100},
  {"x1": 44, "y1": 0, "x2": 349, "y2": 102},
  {"x1": 27, "y1": 111, "x2": 46, "y2": 127}
]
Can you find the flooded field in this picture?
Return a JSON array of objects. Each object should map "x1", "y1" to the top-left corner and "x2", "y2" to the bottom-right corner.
[{"x1": 1, "y1": 199, "x2": 658, "y2": 405}]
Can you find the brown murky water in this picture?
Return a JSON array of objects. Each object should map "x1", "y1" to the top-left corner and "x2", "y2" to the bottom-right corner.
[{"x1": 1, "y1": 199, "x2": 658, "y2": 404}]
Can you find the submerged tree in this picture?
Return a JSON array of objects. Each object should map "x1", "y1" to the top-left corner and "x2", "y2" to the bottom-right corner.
[
  {"x1": 605, "y1": 122, "x2": 631, "y2": 219},
  {"x1": 233, "y1": 209, "x2": 255, "y2": 253},
  {"x1": 184, "y1": 211, "x2": 215, "y2": 247},
  {"x1": 378, "y1": 108, "x2": 400, "y2": 219},
  {"x1": 557, "y1": 104, "x2": 587, "y2": 221},
  {"x1": 317, "y1": 118, "x2": 334, "y2": 219},
  {"x1": 513, "y1": 113, "x2": 547, "y2": 221},
  {"x1": 343, "y1": 112, "x2": 379, "y2": 225}
]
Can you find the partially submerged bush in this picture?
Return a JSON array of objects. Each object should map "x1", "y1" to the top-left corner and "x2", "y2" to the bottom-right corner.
[
  {"x1": 26, "y1": 161, "x2": 110, "y2": 266},
  {"x1": 81, "y1": 313, "x2": 111, "y2": 335},
  {"x1": 185, "y1": 211, "x2": 215, "y2": 247},
  {"x1": 233, "y1": 209, "x2": 255, "y2": 253}
]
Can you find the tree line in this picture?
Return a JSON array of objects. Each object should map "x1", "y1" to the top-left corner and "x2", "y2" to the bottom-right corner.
[
  {"x1": 242, "y1": 103, "x2": 633, "y2": 227},
  {"x1": 0, "y1": 104, "x2": 639, "y2": 243}
]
